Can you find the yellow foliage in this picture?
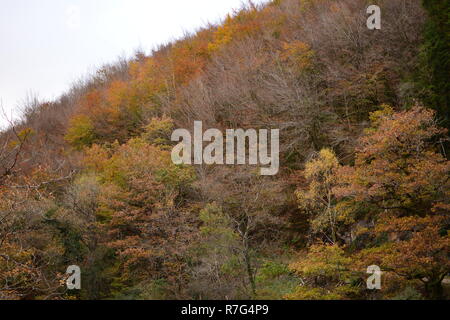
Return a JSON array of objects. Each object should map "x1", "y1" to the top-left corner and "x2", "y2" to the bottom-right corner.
[
  {"x1": 208, "y1": 9, "x2": 261, "y2": 53},
  {"x1": 281, "y1": 41, "x2": 315, "y2": 71},
  {"x1": 289, "y1": 244, "x2": 351, "y2": 278},
  {"x1": 368, "y1": 104, "x2": 395, "y2": 129},
  {"x1": 142, "y1": 116, "x2": 175, "y2": 148},
  {"x1": 296, "y1": 149, "x2": 347, "y2": 242},
  {"x1": 208, "y1": 15, "x2": 235, "y2": 53},
  {"x1": 8, "y1": 128, "x2": 34, "y2": 148},
  {"x1": 285, "y1": 286, "x2": 344, "y2": 300},
  {"x1": 65, "y1": 115, "x2": 95, "y2": 150}
]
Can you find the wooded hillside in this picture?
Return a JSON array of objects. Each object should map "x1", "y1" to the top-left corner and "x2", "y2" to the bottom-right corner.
[{"x1": 0, "y1": 0, "x2": 448, "y2": 300}]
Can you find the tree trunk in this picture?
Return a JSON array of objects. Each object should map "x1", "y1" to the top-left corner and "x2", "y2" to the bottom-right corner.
[{"x1": 242, "y1": 237, "x2": 256, "y2": 297}]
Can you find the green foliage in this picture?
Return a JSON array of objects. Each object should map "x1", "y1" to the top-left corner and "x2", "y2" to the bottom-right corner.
[
  {"x1": 258, "y1": 261, "x2": 290, "y2": 281},
  {"x1": 391, "y1": 286, "x2": 424, "y2": 300},
  {"x1": 418, "y1": 0, "x2": 450, "y2": 129},
  {"x1": 199, "y1": 203, "x2": 237, "y2": 240},
  {"x1": 197, "y1": 203, "x2": 241, "y2": 271},
  {"x1": 255, "y1": 260, "x2": 301, "y2": 300},
  {"x1": 65, "y1": 115, "x2": 96, "y2": 149},
  {"x1": 47, "y1": 219, "x2": 87, "y2": 264}
]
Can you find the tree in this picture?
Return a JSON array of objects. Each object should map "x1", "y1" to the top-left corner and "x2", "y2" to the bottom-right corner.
[
  {"x1": 0, "y1": 125, "x2": 32, "y2": 186},
  {"x1": 287, "y1": 243, "x2": 358, "y2": 300},
  {"x1": 65, "y1": 115, "x2": 95, "y2": 150},
  {"x1": 187, "y1": 203, "x2": 245, "y2": 299},
  {"x1": 419, "y1": 0, "x2": 450, "y2": 130},
  {"x1": 0, "y1": 169, "x2": 74, "y2": 299},
  {"x1": 296, "y1": 149, "x2": 349, "y2": 244},
  {"x1": 334, "y1": 105, "x2": 450, "y2": 299},
  {"x1": 142, "y1": 116, "x2": 175, "y2": 148},
  {"x1": 197, "y1": 167, "x2": 286, "y2": 297},
  {"x1": 334, "y1": 105, "x2": 449, "y2": 218},
  {"x1": 357, "y1": 215, "x2": 449, "y2": 299},
  {"x1": 83, "y1": 137, "x2": 196, "y2": 298}
]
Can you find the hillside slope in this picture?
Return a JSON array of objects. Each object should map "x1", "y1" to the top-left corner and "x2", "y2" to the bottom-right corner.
[{"x1": 0, "y1": 0, "x2": 449, "y2": 300}]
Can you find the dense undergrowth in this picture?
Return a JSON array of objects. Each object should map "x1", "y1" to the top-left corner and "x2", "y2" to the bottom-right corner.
[{"x1": 0, "y1": 0, "x2": 448, "y2": 300}]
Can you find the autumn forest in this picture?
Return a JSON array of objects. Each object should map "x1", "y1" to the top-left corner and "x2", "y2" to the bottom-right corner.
[{"x1": 0, "y1": 0, "x2": 449, "y2": 300}]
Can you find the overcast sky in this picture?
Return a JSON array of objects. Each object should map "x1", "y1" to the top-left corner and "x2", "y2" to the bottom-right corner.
[{"x1": 0, "y1": 0, "x2": 267, "y2": 127}]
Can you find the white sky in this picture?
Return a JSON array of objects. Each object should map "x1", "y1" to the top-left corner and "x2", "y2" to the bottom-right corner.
[{"x1": 0, "y1": 0, "x2": 268, "y2": 127}]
